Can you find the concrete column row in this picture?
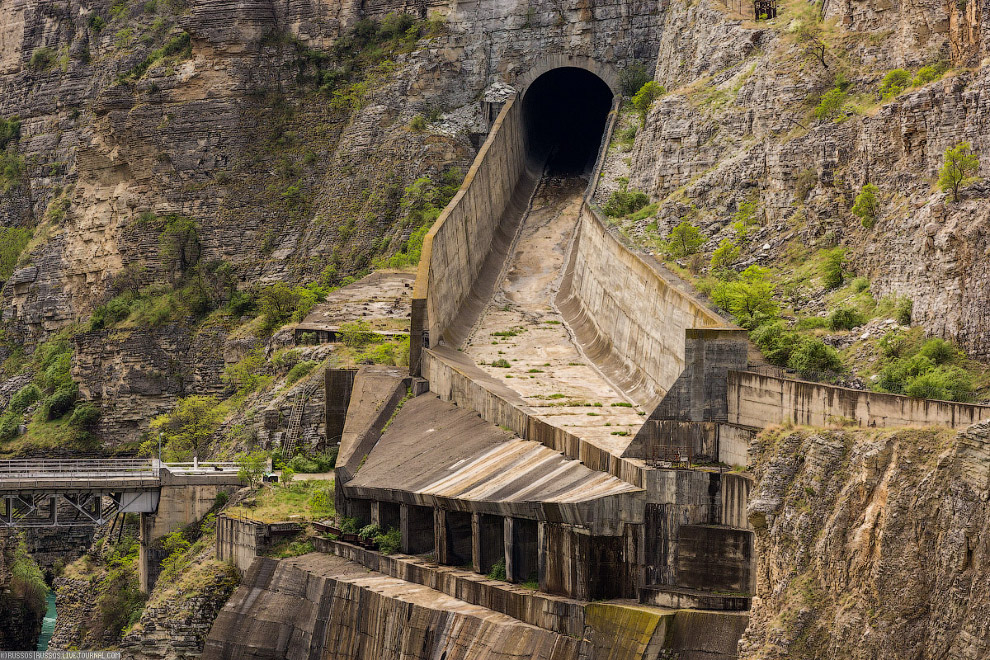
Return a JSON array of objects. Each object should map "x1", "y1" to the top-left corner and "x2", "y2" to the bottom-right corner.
[{"x1": 385, "y1": 503, "x2": 542, "y2": 585}]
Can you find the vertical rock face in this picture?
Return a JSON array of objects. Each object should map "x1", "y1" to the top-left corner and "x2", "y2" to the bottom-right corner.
[
  {"x1": 741, "y1": 422, "x2": 990, "y2": 659},
  {"x1": 0, "y1": 534, "x2": 45, "y2": 651},
  {"x1": 620, "y1": 0, "x2": 990, "y2": 359}
]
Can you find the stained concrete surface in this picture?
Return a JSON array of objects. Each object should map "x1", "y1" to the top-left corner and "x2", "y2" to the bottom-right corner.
[
  {"x1": 463, "y1": 177, "x2": 645, "y2": 458},
  {"x1": 298, "y1": 271, "x2": 414, "y2": 332},
  {"x1": 345, "y1": 394, "x2": 643, "y2": 532}
]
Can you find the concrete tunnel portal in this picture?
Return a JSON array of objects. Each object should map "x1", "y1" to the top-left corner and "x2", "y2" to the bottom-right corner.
[{"x1": 522, "y1": 66, "x2": 614, "y2": 175}]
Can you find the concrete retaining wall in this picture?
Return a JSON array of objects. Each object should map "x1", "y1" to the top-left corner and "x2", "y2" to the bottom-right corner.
[
  {"x1": 728, "y1": 370, "x2": 990, "y2": 429},
  {"x1": 557, "y1": 206, "x2": 735, "y2": 410},
  {"x1": 215, "y1": 515, "x2": 303, "y2": 573},
  {"x1": 411, "y1": 96, "x2": 530, "y2": 370}
]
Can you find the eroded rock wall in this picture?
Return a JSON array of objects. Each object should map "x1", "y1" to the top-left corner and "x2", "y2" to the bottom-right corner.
[
  {"x1": 621, "y1": 0, "x2": 990, "y2": 359},
  {"x1": 741, "y1": 421, "x2": 990, "y2": 659}
]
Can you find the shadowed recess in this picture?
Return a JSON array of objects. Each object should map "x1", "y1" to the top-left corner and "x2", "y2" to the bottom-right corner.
[{"x1": 522, "y1": 67, "x2": 613, "y2": 175}]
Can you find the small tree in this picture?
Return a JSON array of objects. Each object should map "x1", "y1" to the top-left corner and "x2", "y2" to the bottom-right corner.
[
  {"x1": 150, "y1": 395, "x2": 224, "y2": 460},
  {"x1": 664, "y1": 221, "x2": 705, "y2": 258},
  {"x1": 631, "y1": 81, "x2": 665, "y2": 126},
  {"x1": 820, "y1": 248, "x2": 845, "y2": 289},
  {"x1": 710, "y1": 239, "x2": 740, "y2": 274},
  {"x1": 851, "y1": 183, "x2": 881, "y2": 228},
  {"x1": 237, "y1": 450, "x2": 267, "y2": 487},
  {"x1": 938, "y1": 141, "x2": 980, "y2": 202},
  {"x1": 813, "y1": 88, "x2": 847, "y2": 121},
  {"x1": 259, "y1": 282, "x2": 300, "y2": 328}
]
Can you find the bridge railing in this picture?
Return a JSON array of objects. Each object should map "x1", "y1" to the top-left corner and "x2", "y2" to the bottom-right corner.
[
  {"x1": 164, "y1": 461, "x2": 240, "y2": 473},
  {"x1": 0, "y1": 458, "x2": 157, "y2": 480}
]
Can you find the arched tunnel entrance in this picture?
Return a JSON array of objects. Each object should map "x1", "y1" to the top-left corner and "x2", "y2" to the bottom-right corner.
[{"x1": 522, "y1": 67, "x2": 614, "y2": 175}]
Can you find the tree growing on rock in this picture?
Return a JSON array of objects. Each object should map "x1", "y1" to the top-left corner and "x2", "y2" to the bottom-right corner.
[
  {"x1": 150, "y1": 395, "x2": 224, "y2": 461},
  {"x1": 938, "y1": 141, "x2": 980, "y2": 202},
  {"x1": 710, "y1": 238, "x2": 740, "y2": 274},
  {"x1": 664, "y1": 221, "x2": 705, "y2": 258},
  {"x1": 851, "y1": 183, "x2": 881, "y2": 228},
  {"x1": 632, "y1": 80, "x2": 665, "y2": 127}
]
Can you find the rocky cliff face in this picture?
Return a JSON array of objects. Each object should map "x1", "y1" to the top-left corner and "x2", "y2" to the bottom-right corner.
[
  {"x1": 613, "y1": 0, "x2": 990, "y2": 359},
  {"x1": 741, "y1": 421, "x2": 990, "y2": 659}
]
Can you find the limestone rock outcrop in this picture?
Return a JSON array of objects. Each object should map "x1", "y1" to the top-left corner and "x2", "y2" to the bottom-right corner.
[
  {"x1": 741, "y1": 421, "x2": 990, "y2": 659},
  {"x1": 614, "y1": 0, "x2": 990, "y2": 360}
]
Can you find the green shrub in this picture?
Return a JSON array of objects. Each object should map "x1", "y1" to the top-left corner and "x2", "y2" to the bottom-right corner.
[
  {"x1": 820, "y1": 248, "x2": 845, "y2": 289},
  {"x1": 89, "y1": 293, "x2": 137, "y2": 330},
  {"x1": 0, "y1": 152, "x2": 25, "y2": 193},
  {"x1": 119, "y1": 31, "x2": 192, "y2": 82},
  {"x1": 813, "y1": 88, "x2": 847, "y2": 121},
  {"x1": 851, "y1": 183, "x2": 881, "y2": 228},
  {"x1": 409, "y1": 113, "x2": 427, "y2": 131},
  {"x1": 710, "y1": 239, "x2": 740, "y2": 274},
  {"x1": 828, "y1": 307, "x2": 864, "y2": 331},
  {"x1": 879, "y1": 330, "x2": 910, "y2": 358},
  {"x1": 286, "y1": 360, "x2": 318, "y2": 385},
  {"x1": 877, "y1": 354, "x2": 934, "y2": 394},
  {"x1": 918, "y1": 338, "x2": 956, "y2": 365},
  {"x1": 308, "y1": 483, "x2": 335, "y2": 518},
  {"x1": 150, "y1": 394, "x2": 223, "y2": 460},
  {"x1": 631, "y1": 80, "x2": 665, "y2": 125},
  {"x1": 340, "y1": 517, "x2": 360, "y2": 534},
  {"x1": 0, "y1": 411, "x2": 22, "y2": 442},
  {"x1": 10, "y1": 539, "x2": 48, "y2": 617},
  {"x1": 879, "y1": 69, "x2": 911, "y2": 99},
  {"x1": 490, "y1": 358, "x2": 511, "y2": 368},
  {"x1": 359, "y1": 523, "x2": 381, "y2": 540},
  {"x1": 487, "y1": 557, "x2": 507, "y2": 580},
  {"x1": 340, "y1": 319, "x2": 376, "y2": 348},
  {"x1": 619, "y1": 63, "x2": 650, "y2": 96},
  {"x1": 69, "y1": 401, "x2": 101, "y2": 428},
  {"x1": 44, "y1": 384, "x2": 78, "y2": 420},
  {"x1": 712, "y1": 265, "x2": 779, "y2": 328},
  {"x1": 9, "y1": 383, "x2": 41, "y2": 413},
  {"x1": 0, "y1": 226, "x2": 32, "y2": 280},
  {"x1": 98, "y1": 562, "x2": 145, "y2": 635},
  {"x1": 88, "y1": 13, "x2": 107, "y2": 30},
  {"x1": 787, "y1": 337, "x2": 843, "y2": 375},
  {"x1": 750, "y1": 322, "x2": 799, "y2": 366},
  {"x1": 603, "y1": 181, "x2": 650, "y2": 217},
  {"x1": 851, "y1": 277, "x2": 870, "y2": 293},
  {"x1": 374, "y1": 527, "x2": 401, "y2": 555},
  {"x1": 29, "y1": 47, "x2": 56, "y2": 71},
  {"x1": 289, "y1": 450, "x2": 337, "y2": 474},
  {"x1": 0, "y1": 116, "x2": 21, "y2": 149},
  {"x1": 894, "y1": 297, "x2": 913, "y2": 325},
  {"x1": 904, "y1": 366, "x2": 973, "y2": 402},
  {"x1": 236, "y1": 451, "x2": 267, "y2": 487},
  {"x1": 912, "y1": 64, "x2": 942, "y2": 87}
]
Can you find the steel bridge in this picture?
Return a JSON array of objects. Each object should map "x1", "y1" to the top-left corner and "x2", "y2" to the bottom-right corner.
[{"x1": 0, "y1": 459, "x2": 241, "y2": 527}]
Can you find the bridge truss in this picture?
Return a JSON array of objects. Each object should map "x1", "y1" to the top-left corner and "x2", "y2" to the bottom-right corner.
[{"x1": 0, "y1": 490, "x2": 158, "y2": 527}]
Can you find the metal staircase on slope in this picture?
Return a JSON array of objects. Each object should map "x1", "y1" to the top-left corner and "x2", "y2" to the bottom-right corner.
[{"x1": 281, "y1": 373, "x2": 323, "y2": 460}]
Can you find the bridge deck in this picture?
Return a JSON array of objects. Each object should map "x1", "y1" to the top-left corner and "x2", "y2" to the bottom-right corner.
[{"x1": 462, "y1": 177, "x2": 644, "y2": 458}]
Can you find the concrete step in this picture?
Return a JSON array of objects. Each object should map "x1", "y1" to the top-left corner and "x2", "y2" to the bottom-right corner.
[{"x1": 640, "y1": 585, "x2": 751, "y2": 611}]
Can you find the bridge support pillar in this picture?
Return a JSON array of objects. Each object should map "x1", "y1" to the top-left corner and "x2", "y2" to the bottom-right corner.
[{"x1": 138, "y1": 482, "x2": 237, "y2": 592}]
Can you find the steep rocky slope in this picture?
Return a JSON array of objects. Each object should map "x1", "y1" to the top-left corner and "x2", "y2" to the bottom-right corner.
[
  {"x1": 742, "y1": 421, "x2": 990, "y2": 659},
  {"x1": 600, "y1": 0, "x2": 990, "y2": 362}
]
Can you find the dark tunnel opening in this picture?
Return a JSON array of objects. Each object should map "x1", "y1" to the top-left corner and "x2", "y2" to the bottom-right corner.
[{"x1": 522, "y1": 67, "x2": 614, "y2": 176}]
